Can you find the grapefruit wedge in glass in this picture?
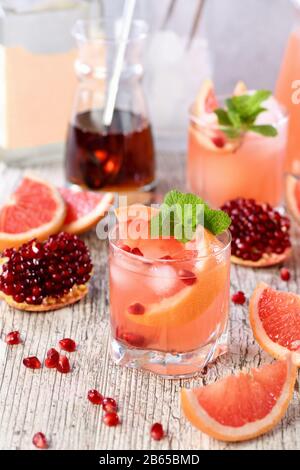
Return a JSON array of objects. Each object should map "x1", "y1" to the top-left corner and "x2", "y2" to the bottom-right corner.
[
  {"x1": 181, "y1": 357, "x2": 297, "y2": 442},
  {"x1": 250, "y1": 282, "x2": 300, "y2": 365},
  {"x1": 286, "y1": 173, "x2": 300, "y2": 225},
  {"x1": 0, "y1": 175, "x2": 65, "y2": 250}
]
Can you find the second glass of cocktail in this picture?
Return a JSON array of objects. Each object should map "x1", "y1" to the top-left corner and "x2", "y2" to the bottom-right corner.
[{"x1": 109, "y1": 192, "x2": 231, "y2": 378}]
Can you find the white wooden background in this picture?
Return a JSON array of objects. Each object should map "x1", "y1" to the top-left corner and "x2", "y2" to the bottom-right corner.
[{"x1": 0, "y1": 153, "x2": 299, "y2": 450}]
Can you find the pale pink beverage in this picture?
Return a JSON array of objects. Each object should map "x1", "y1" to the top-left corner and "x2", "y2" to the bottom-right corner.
[
  {"x1": 276, "y1": 24, "x2": 300, "y2": 174},
  {"x1": 188, "y1": 95, "x2": 288, "y2": 208},
  {"x1": 109, "y1": 207, "x2": 231, "y2": 378}
]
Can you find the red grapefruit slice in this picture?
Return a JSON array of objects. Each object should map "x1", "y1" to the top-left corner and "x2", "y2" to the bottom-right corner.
[
  {"x1": 233, "y1": 80, "x2": 247, "y2": 96},
  {"x1": 250, "y1": 283, "x2": 300, "y2": 365},
  {"x1": 286, "y1": 173, "x2": 300, "y2": 225},
  {"x1": 60, "y1": 188, "x2": 114, "y2": 235},
  {"x1": 181, "y1": 357, "x2": 297, "y2": 442},
  {"x1": 0, "y1": 175, "x2": 65, "y2": 250},
  {"x1": 194, "y1": 79, "x2": 218, "y2": 115}
]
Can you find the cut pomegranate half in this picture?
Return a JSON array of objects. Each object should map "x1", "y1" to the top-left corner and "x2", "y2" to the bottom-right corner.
[{"x1": 0, "y1": 232, "x2": 92, "y2": 312}]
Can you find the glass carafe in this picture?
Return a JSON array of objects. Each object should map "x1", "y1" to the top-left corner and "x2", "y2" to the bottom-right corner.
[
  {"x1": 65, "y1": 18, "x2": 156, "y2": 192},
  {"x1": 276, "y1": 0, "x2": 300, "y2": 175}
]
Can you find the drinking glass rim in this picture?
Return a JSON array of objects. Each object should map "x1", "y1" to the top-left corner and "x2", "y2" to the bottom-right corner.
[
  {"x1": 108, "y1": 226, "x2": 232, "y2": 264},
  {"x1": 72, "y1": 17, "x2": 149, "y2": 44},
  {"x1": 189, "y1": 92, "x2": 289, "y2": 131}
]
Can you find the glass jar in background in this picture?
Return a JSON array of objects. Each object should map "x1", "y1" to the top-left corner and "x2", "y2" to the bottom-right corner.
[
  {"x1": 65, "y1": 18, "x2": 155, "y2": 193},
  {"x1": 0, "y1": 0, "x2": 88, "y2": 165},
  {"x1": 141, "y1": 0, "x2": 213, "y2": 153},
  {"x1": 276, "y1": 0, "x2": 300, "y2": 175},
  {"x1": 187, "y1": 95, "x2": 288, "y2": 208}
]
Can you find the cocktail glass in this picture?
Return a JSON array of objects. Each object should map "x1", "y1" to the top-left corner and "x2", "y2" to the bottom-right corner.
[
  {"x1": 109, "y1": 213, "x2": 231, "y2": 378},
  {"x1": 187, "y1": 96, "x2": 288, "y2": 208}
]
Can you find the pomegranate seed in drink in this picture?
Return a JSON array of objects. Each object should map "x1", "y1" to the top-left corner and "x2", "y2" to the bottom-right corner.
[
  {"x1": 102, "y1": 397, "x2": 118, "y2": 413},
  {"x1": 150, "y1": 422, "x2": 164, "y2": 441},
  {"x1": 56, "y1": 355, "x2": 71, "y2": 374},
  {"x1": 131, "y1": 247, "x2": 144, "y2": 257},
  {"x1": 178, "y1": 269, "x2": 197, "y2": 286},
  {"x1": 103, "y1": 411, "x2": 120, "y2": 427},
  {"x1": 232, "y1": 291, "x2": 246, "y2": 305},
  {"x1": 23, "y1": 356, "x2": 41, "y2": 369},
  {"x1": 32, "y1": 432, "x2": 48, "y2": 449},
  {"x1": 87, "y1": 389, "x2": 103, "y2": 405},
  {"x1": 59, "y1": 338, "x2": 76, "y2": 352},
  {"x1": 5, "y1": 330, "x2": 21, "y2": 345},
  {"x1": 127, "y1": 302, "x2": 145, "y2": 315},
  {"x1": 45, "y1": 348, "x2": 59, "y2": 368},
  {"x1": 280, "y1": 268, "x2": 291, "y2": 281},
  {"x1": 119, "y1": 244, "x2": 132, "y2": 253},
  {"x1": 118, "y1": 331, "x2": 145, "y2": 347}
]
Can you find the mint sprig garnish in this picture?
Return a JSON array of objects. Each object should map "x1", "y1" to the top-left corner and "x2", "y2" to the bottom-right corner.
[
  {"x1": 151, "y1": 190, "x2": 231, "y2": 243},
  {"x1": 214, "y1": 90, "x2": 278, "y2": 139}
]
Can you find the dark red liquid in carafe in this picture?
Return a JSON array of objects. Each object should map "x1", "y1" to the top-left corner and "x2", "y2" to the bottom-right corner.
[{"x1": 65, "y1": 109, "x2": 155, "y2": 190}]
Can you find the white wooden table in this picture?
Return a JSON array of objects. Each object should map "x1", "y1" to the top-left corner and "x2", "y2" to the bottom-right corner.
[{"x1": 0, "y1": 154, "x2": 299, "y2": 450}]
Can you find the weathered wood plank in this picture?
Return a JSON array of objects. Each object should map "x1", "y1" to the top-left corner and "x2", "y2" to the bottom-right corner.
[{"x1": 0, "y1": 155, "x2": 299, "y2": 450}]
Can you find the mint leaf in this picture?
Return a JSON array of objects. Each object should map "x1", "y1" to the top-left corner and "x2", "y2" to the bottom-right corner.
[
  {"x1": 249, "y1": 125, "x2": 278, "y2": 137},
  {"x1": 204, "y1": 207, "x2": 232, "y2": 236},
  {"x1": 214, "y1": 89, "x2": 277, "y2": 139},
  {"x1": 151, "y1": 190, "x2": 231, "y2": 242}
]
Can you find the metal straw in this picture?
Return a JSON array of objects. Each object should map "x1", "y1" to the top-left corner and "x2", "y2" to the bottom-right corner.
[
  {"x1": 186, "y1": 0, "x2": 206, "y2": 50},
  {"x1": 102, "y1": 0, "x2": 136, "y2": 127}
]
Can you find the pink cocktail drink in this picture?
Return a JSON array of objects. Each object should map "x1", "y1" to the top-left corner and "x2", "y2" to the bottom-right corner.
[
  {"x1": 109, "y1": 204, "x2": 231, "y2": 378},
  {"x1": 276, "y1": 25, "x2": 300, "y2": 174},
  {"x1": 188, "y1": 82, "x2": 288, "y2": 208}
]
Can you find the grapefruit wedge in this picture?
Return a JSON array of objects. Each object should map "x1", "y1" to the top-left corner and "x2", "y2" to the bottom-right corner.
[
  {"x1": 60, "y1": 187, "x2": 114, "y2": 235},
  {"x1": 233, "y1": 80, "x2": 247, "y2": 96},
  {"x1": 194, "y1": 79, "x2": 218, "y2": 115},
  {"x1": 181, "y1": 357, "x2": 297, "y2": 442},
  {"x1": 0, "y1": 175, "x2": 65, "y2": 250},
  {"x1": 286, "y1": 173, "x2": 300, "y2": 225},
  {"x1": 250, "y1": 283, "x2": 300, "y2": 365}
]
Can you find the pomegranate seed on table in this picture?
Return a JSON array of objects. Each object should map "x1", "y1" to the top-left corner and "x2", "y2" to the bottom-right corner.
[
  {"x1": 44, "y1": 348, "x2": 59, "y2": 368},
  {"x1": 56, "y1": 355, "x2": 71, "y2": 374},
  {"x1": 280, "y1": 268, "x2": 291, "y2": 281},
  {"x1": 127, "y1": 302, "x2": 145, "y2": 315},
  {"x1": 5, "y1": 330, "x2": 21, "y2": 345},
  {"x1": 23, "y1": 356, "x2": 41, "y2": 369},
  {"x1": 102, "y1": 397, "x2": 118, "y2": 413},
  {"x1": 103, "y1": 412, "x2": 120, "y2": 427},
  {"x1": 87, "y1": 389, "x2": 103, "y2": 405},
  {"x1": 150, "y1": 422, "x2": 164, "y2": 441},
  {"x1": 59, "y1": 338, "x2": 76, "y2": 352},
  {"x1": 232, "y1": 291, "x2": 246, "y2": 305},
  {"x1": 32, "y1": 432, "x2": 48, "y2": 449}
]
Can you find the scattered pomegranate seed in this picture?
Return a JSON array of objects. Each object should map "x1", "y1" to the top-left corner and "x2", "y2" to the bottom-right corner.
[
  {"x1": 150, "y1": 422, "x2": 164, "y2": 441},
  {"x1": 59, "y1": 338, "x2": 76, "y2": 352},
  {"x1": 232, "y1": 291, "x2": 246, "y2": 305},
  {"x1": 128, "y1": 302, "x2": 145, "y2": 315},
  {"x1": 23, "y1": 356, "x2": 41, "y2": 370},
  {"x1": 87, "y1": 389, "x2": 103, "y2": 405},
  {"x1": 102, "y1": 397, "x2": 118, "y2": 413},
  {"x1": 131, "y1": 247, "x2": 144, "y2": 257},
  {"x1": 178, "y1": 269, "x2": 197, "y2": 286},
  {"x1": 103, "y1": 411, "x2": 120, "y2": 427},
  {"x1": 0, "y1": 233, "x2": 92, "y2": 305},
  {"x1": 45, "y1": 348, "x2": 59, "y2": 368},
  {"x1": 221, "y1": 198, "x2": 291, "y2": 262},
  {"x1": 5, "y1": 330, "x2": 21, "y2": 345},
  {"x1": 280, "y1": 268, "x2": 291, "y2": 281},
  {"x1": 32, "y1": 432, "x2": 48, "y2": 449},
  {"x1": 56, "y1": 355, "x2": 71, "y2": 374},
  {"x1": 119, "y1": 244, "x2": 131, "y2": 253}
]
